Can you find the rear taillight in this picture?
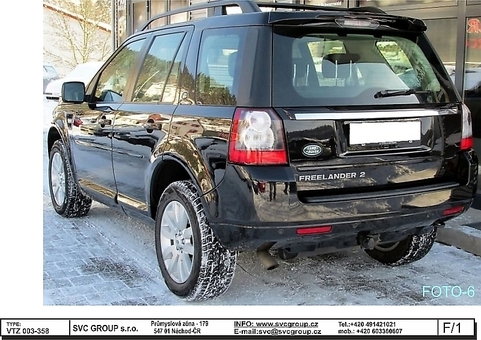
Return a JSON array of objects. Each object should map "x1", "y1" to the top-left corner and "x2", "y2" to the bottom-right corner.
[
  {"x1": 443, "y1": 206, "x2": 464, "y2": 216},
  {"x1": 460, "y1": 104, "x2": 474, "y2": 151},
  {"x1": 228, "y1": 108, "x2": 287, "y2": 165}
]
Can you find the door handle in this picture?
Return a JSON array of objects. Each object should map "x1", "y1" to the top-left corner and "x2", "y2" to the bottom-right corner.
[
  {"x1": 98, "y1": 115, "x2": 112, "y2": 127},
  {"x1": 143, "y1": 119, "x2": 161, "y2": 133}
]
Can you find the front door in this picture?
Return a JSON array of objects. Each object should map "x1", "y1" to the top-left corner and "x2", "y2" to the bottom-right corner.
[{"x1": 71, "y1": 38, "x2": 146, "y2": 203}]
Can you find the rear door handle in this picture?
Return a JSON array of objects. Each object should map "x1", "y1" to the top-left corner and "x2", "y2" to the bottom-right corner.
[{"x1": 98, "y1": 115, "x2": 112, "y2": 127}]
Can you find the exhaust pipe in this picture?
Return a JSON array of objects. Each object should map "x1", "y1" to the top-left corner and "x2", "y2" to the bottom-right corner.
[{"x1": 256, "y1": 242, "x2": 279, "y2": 270}]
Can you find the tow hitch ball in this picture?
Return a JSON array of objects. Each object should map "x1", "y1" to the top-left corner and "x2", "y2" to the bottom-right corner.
[{"x1": 358, "y1": 234, "x2": 380, "y2": 250}]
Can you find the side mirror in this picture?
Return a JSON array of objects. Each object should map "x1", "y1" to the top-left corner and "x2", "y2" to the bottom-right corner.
[{"x1": 62, "y1": 81, "x2": 86, "y2": 103}]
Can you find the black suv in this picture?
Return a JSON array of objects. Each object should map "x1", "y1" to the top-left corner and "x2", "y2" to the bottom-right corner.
[{"x1": 47, "y1": 0, "x2": 478, "y2": 301}]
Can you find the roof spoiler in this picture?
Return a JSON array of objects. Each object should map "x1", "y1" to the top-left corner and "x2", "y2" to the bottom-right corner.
[{"x1": 140, "y1": 0, "x2": 424, "y2": 33}]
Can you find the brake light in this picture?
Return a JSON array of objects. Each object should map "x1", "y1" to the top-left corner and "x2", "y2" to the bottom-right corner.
[
  {"x1": 460, "y1": 104, "x2": 474, "y2": 151},
  {"x1": 335, "y1": 18, "x2": 379, "y2": 29},
  {"x1": 228, "y1": 108, "x2": 287, "y2": 165}
]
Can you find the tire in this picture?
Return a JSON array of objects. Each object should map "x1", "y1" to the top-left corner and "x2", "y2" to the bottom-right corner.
[
  {"x1": 155, "y1": 180, "x2": 237, "y2": 301},
  {"x1": 48, "y1": 140, "x2": 92, "y2": 217},
  {"x1": 364, "y1": 227, "x2": 437, "y2": 266}
]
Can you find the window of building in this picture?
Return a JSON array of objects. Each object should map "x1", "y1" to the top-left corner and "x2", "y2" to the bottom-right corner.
[
  {"x1": 149, "y1": 0, "x2": 168, "y2": 27},
  {"x1": 464, "y1": 17, "x2": 481, "y2": 139},
  {"x1": 359, "y1": 0, "x2": 456, "y2": 7},
  {"x1": 132, "y1": 32, "x2": 187, "y2": 103},
  {"x1": 94, "y1": 39, "x2": 146, "y2": 102},
  {"x1": 138, "y1": 0, "x2": 190, "y2": 30},
  {"x1": 115, "y1": 0, "x2": 128, "y2": 47},
  {"x1": 300, "y1": 0, "x2": 346, "y2": 6},
  {"x1": 259, "y1": 0, "x2": 346, "y2": 6},
  {"x1": 133, "y1": 0, "x2": 147, "y2": 33},
  {"x1": 423, "y1": 18, "x2": 457, "y2": 77},
  {"x1": 170, "y1": 0, "x2": 188, "y2": 24}
]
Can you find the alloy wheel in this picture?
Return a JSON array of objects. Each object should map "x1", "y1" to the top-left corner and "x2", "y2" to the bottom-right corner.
[
  {"x1": 160, "y1": 201, "x2": 194, "y2": 283},
  {"x1": 374, "y1": 242, "x2": 400, "y2": 252},
  {"x1": 50, "y1": 152, "x2": 66, "y2": 206}
]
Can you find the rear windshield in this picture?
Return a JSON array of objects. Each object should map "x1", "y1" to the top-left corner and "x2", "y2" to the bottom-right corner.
[{"x1": 272, "y1": 29, "x2": 458, "y2": 107}]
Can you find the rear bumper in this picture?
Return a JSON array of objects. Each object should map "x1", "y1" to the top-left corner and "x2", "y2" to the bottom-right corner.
[
  {"x1": 207, "y1": 150, "x2": 477, "y2": 251},
  {"x1": 212, "y1": 199, "x2": 474, "y2": 252}
]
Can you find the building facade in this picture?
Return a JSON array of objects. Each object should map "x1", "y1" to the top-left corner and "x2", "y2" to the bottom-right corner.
[
  {"x1": 115, "y1": 0, "x2": 481, "y2": 157},
  {"x1": 43, "y1": 3, "x2": 112, "y2": 76}
]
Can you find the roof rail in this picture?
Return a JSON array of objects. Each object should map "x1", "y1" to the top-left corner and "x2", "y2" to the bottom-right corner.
[
  {"x1": 139, "y1": 0, "x2": 388, "y2": 32},
  {"x1": 139, "y1": 0, "x2": 261, "y2": 31}
]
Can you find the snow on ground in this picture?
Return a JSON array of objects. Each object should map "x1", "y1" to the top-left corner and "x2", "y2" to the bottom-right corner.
[{"x1": 42, "y1": 188, "x2": 481, "y2": 306}]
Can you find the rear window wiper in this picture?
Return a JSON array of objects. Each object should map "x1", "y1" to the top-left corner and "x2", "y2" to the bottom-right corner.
[{"x1": 374, "y1": 89, "x2": 433, "y2": 98}]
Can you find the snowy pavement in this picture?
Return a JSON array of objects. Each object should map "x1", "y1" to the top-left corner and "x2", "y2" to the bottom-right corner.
[
  {"x1": 42, "y1": 190, "x2": 481, "y2": 306},
  {"x1": 41, "y1": 99, "x2": 481, "y2": 308}
]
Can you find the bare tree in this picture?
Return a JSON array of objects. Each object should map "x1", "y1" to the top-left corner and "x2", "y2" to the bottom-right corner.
[{"x1": 43, "y1": 0, "x2": 112, "y2": 72}]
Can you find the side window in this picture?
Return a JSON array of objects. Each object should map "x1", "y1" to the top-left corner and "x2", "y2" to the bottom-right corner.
[
  {"x1": 376, "y1": 40, "x2": 441, "y2": 93},
  {"x1": 196, "y1": 28, "x2": 245, "y2": 105},
  {"x1": 376, "y1": 41, "x2": 420, "y2": 89},
  {"x1": 94, "y1": 39, "x2": 145, "y2": 102},
  {"x1": 132, "y1": 32, "x2": 186, "y2": 103}
]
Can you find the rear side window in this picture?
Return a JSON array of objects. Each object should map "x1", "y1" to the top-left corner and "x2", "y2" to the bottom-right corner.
[
  {"x1": 132, "y1": 32, "x2": 187, "y2": 103},
  {"x1": 196, "y1": 27, "x2": 247, "y2": 105},
  {"x1": 273, "y1": 30, "x2": 457, "y2": 107}
]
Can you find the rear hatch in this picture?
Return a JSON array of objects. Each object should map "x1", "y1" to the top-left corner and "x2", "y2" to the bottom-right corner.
[{"x1": 270, "y1": 14, "x2": 465, "y2": 202}]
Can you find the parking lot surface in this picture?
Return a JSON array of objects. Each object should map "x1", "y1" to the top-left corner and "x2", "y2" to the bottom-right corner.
[{"x1": 42, "y1": 190, "x2": 481, "y2": 306}]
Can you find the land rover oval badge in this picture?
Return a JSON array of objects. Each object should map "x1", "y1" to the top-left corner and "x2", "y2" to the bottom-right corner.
[{"x1": 302, "y1": 144, "x2": 323, "y2": 157}]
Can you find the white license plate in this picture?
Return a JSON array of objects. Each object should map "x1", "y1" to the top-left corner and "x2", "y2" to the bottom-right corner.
[{"x1": 349, "y1": 121, "x2": 421, "y2": 145}]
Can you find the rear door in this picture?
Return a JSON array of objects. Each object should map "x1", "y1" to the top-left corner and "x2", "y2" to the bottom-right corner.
[{"x1": 272, "y1": 27, "x2": 462, "y2": 201}]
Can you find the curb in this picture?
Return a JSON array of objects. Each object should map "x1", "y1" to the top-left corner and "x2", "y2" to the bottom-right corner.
[
  {"x1": 435, "y1": 187, "x2": 481, "y2": 256},
  {"x1": 436, "y1": 225, "x2": 481, "y2": 257},
  {"x1": 436, "y1": 202, "x2": 481, "y2": 256}
]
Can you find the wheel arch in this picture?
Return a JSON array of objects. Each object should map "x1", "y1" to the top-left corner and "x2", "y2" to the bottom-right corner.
[
  {"x1": 47, "y1": 126, "x2": 62, "y2": 156},
  {"x1": 47, "y1": 124, "x2": 82, "y2": 190},
  {"x1": 47, "y1": 118, "x2": 69, "y2": 156},
  {"x1": 148, "y1": 154, "x2": 212, "y2": 220}
]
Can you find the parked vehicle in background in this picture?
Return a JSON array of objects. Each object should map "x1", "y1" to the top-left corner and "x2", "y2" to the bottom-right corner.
[
  {"x1": 43, "y1": 63, "x2": 60, "y2": 93},
  {"x1": 45, "y1": 61, "x2": 103, "y2": 100},
  {"x1": 47, "y1": 0, "x2": 478, "y2": 302}
]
